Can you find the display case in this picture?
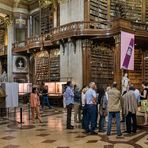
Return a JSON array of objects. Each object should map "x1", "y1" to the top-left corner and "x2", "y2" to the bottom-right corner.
[
  {"x1": 44, "y1": 82, "x2": 66, "y2": 107},
  {"x1": 18, "y1": 83, "x2": 32, "y2": 104},
  {"x1": 19, "y1": 83, "x2": 32, "y2": 95},
  {"x1": 45, "y1": 82, "x2": 66, "y2": 96}
]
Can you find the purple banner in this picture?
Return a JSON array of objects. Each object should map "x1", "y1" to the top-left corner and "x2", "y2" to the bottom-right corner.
[{"x1": 120, "y1": 31, "x2": 135, "y2": 70}]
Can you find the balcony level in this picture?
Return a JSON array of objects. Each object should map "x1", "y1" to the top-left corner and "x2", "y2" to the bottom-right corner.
[{"x1": 12, "y1": 18, "x2": 148, "y2": 53}]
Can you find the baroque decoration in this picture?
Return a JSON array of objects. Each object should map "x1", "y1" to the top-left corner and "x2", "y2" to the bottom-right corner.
[{"x1": 39, "y1": 0, "x2": 69, "y2": 7}]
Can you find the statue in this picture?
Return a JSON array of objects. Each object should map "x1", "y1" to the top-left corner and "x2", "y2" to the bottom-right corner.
[
  {"x1": 18, "y1": 60, "x2": 23, "y2": 68},
  {"x1": 122, "y1": 73, "x2": 130, "y2": 95},
  {"x1": 0, "y1": 71, "x2": 7, "y2": 82}
]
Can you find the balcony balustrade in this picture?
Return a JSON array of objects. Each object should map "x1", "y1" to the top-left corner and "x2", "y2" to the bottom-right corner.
[{"x1": 12, "y1": 19, "x2": 148, "y2": 53}]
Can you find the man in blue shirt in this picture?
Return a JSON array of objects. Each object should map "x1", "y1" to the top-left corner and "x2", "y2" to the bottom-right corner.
[
  {"x1": 85, "y1": 82, "x2": 97, "y2": 134},
  {"x1": 64, "y1": 81, "x2": 74, "y2": 129}
]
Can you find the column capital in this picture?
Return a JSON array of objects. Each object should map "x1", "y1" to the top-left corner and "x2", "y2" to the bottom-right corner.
[{"x1": 114, "y1": 34, "x2": 121, "y2": 45}]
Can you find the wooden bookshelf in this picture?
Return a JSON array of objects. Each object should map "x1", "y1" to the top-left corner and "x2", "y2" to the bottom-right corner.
[
  {"x1": 145, "y1": 0, "x2": 148, "y2": 22},
  {"x1": 35, "y1": 57, "x2": 50, "y2": 84},
  {"x1": 40, "y1": 5, "x2": 53, "y2": 34},
  {"x1": 89, "y1": 0, "x2": 108, "y2": 22},
  {"x1": 110, "y1": 0, "x2": 142, "y2": 21},
  {"x1": 0, "y1": 30, "x2": 5, "y2": 45},
  {"x1": 90, "y1": 44, "x2": 114, "y2": 89},
  {"x1": 144, "y1": 50, "x2": 148, "y2": 82},
  {"x1": 128, "y1": 49, "x2": 143, "y2": 88},
  {"x1": 49, "y1": 49, "x2": 60, "y2": 81}
]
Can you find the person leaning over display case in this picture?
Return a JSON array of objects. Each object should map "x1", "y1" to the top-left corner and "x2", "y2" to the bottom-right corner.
[{"x1": 30, "y1": 87, "x2": 42, "y2": 123}]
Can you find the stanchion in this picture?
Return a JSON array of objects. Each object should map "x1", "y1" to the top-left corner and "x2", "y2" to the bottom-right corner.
[
  {"x1": 20, "y1": 107, "x2": 23, "y2": 124},
  {"x1": 14, "y1": 107, "x2": 16, "y2": 118},
  {"x1": 27, "y1": 103, "x2": 30, "y2": 120}
]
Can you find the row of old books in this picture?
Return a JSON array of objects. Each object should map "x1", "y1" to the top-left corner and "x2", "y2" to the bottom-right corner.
[
  {"x1": 40, "y1": 5, "x2": 53, "y2": 34},
  {"x1": 90, "y1": 46, "x2": 114, "y2": 88}
]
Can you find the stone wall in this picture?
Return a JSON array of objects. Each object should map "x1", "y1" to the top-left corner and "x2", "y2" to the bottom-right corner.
[
  {"x1": 60, "y1": 0, "x2": 84, "y2": 25},
  {"x1": 60, "y1": 40, "x2": 83, "y2": 88}
]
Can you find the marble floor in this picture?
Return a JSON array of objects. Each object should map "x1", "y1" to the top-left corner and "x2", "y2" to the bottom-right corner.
[{"x1": 0, "y1": 107, "x2": 147, "y2": 148}]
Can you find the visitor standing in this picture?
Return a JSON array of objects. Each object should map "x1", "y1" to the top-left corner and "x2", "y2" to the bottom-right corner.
[
  {"x1": 107, "y1": 82, "x2": 122, "y2": 136},
  {"x1": 64, "y1": 81, "x2": 74, "y2": 129},
  {"x1": 140, "y1": 81, "x2": 148, "y2": 126},
  {"x1": 81, "y1": 85, "x2": 89, "y2": 129},
  {"x1": 30, "y1": 87, "x2": 42, "y2": 123},
  {"x1": 85, "y1": 82, "x2": 97, "y2": 135},
  {"x1": 74, "y1": 84, "x2": 81, "y2": 123},
  {"x1": 122, "y1": 86, "x2": 138, "y2": 134},
  {"x1": 98, "y1": 88, "x2": 108, "y2": 132}
]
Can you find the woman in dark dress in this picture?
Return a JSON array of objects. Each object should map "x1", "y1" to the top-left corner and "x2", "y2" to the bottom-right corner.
[{"x1": 140, "y1": 81, "x2": 148, "y2": 126}]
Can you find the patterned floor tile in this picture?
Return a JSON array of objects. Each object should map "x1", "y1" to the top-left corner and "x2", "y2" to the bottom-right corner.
[
  {"x1": 1, "y1": 136, "x2": 15, "y2": 140},
  {"x1": 116, "y1": 136, "x2": 125, "y2": 139},
  {"x1": 42, "y1": 140, "x2": 56, "y2": 143},
  {"x1": 3, "y1": 145, "x2": 20, "y2": 148},
  {"x1": 57, "y1": 147, "x2": 70, "y2": 148},
  {"x1": 87, "y1": 140, "x2": 98, "y2": 143},
  {"x1": 75, "y1": 135, "x2": 86, "y2": 138},
  {"x1": 37, "y1": 133, "x2": 50, "y2": 137},
  {"x1": 104, "y1": 145, "x2": 114, "y2": 148},
  {"x1": 0, "y1": 122, "x2": 9, "y2": 125},
  {"x1": 36, "y1": 128, "x2": 46, "y2": 131},
  {"x1": 20, "y1": 125, "x2": 35, "y2": 130},
  {"x1": 5, "y1": 130, "x2": 16, "y2": 133}
]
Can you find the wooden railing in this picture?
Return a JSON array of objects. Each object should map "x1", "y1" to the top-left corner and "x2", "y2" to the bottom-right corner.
[{"x1": 12, "y1": 19, "x2": 148, "y2": 52}]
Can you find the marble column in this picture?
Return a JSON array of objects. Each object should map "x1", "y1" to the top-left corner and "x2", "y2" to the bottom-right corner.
[{"x1": 7, "y1": 23, "x2": 14, "y2": 82}]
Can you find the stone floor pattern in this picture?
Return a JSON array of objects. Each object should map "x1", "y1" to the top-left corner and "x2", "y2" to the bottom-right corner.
[{"x1": 0, "y1": 107, "x2": 147, "y2": 148}]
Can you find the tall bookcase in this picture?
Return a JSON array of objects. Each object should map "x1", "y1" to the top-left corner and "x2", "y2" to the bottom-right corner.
[
  {"x1": 35, "y1": 57, "x2": 50, "y2": 84},
  {"x1": 35, "y1": 51, "x2": 50, "y2": 84},
  {"x1": 0, "y1": 30, "x2": 5, "y2": 45},
  {"x1": 144, "y1": 50, "x2": 148, "y2": 82},
  {"x1": 125, "y1": 0, "x2": 142, "y2": 22},
  {"x1": 89, "y1": 0, "x2": 108, "y2": 22},
  {"x1": 146, "y1": 0, "x2": 148, "y2": 22},
  {"x1": 40, "y1": 5, "x2": 53, "y2": 34},
  {"x1": 90, "y1": 44, "x2": 114, "y2": 89},
  {"x1": 110, "y1": 0, "x2": 142, "y2": 22},
  {"x1": 128, "y1": 49, "x2": 143, "y2": 88},
  {"x1": 49, "y1": 49, "x2": 60, "y2": 81}
]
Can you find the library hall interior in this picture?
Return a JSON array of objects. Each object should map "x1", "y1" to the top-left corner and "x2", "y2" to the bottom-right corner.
[{"x1": 0, "y1": 0, "x2": 148, "y2": 148}]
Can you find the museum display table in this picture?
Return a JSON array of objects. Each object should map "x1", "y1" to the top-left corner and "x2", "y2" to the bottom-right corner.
[{"x1": 48, "y1": 94, "x2": 63, "y2": 107}]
